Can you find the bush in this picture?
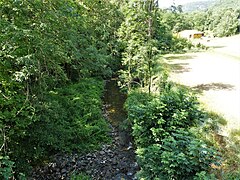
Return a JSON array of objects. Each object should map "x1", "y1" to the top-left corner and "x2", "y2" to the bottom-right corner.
[
  {"x1": 169, "y1": 36, "x2": 193, "y2": 53},
  {"x1": 10, "y1": 78, "x2": 110, "y2": 174},
  {"x1": 127, "y1": 84, "x2": 203, "y2": 148},
  {"x1": 136, "y1": 130, "x2": 220, "y2": 179},
  {"x1": 0, "y1": 156, "x2": 14, "y2": 179},
  {"x1": 126, "y1": 83, "x2": 221, "y2": 179}
]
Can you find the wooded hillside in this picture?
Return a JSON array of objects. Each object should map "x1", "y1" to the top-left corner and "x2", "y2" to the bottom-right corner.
[
  {"x1": 181, "y1": 0, "x2": 240, "y2": 12},
  {"x1": 211, "y1": 0, "x2": 240, "y2": 10},
  {"x1": 182, "y1": 0, "x2": 216, "y2": 12}
]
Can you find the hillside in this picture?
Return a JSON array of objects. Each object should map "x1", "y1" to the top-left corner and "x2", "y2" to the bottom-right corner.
[
  {"x1": 210, "y1": 0, "x2": 240, "y2": 10},
  {"x1": 182, "y1": 0, "x2": 240, "y2": 12},
  {"x1": 182, "y1": 0, "x2": 216, "y2": 12}
]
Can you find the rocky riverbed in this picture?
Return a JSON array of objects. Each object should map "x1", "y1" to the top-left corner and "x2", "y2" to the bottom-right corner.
[
  {"x1": 31, "y1": 80, "x2": 139, "y2": 179},
  {"x1": 30, "y1": 125, "x2": 139, "y2": 180}
]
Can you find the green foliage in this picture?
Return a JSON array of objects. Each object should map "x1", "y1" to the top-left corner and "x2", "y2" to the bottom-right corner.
[
  {"x1": 0, "y1": 156, "x2": 14, "y2": 179},
  {"x1": 208, "y1": 8, "x2": 239, "y2": 37},
  {"x1": 0, "y1": 0, "x2": 121, "y2": 106},
  {"x1": 0, "y1": 0, "x2": 120, "y2": 176},
  {"x1": 125, "y1": 83, "x2": 221, "y2": 179},
  {"x1": 159, "y1": 10, "x2": 192, "y2": 33},
  {"x1": 70, "y1": 172, "x2": 91, "y2": 180},
  {"x1": 219, "y1": 130, "x2": 240, "y2": 179},
  {"x1": 137, "y1": 131, "x2": 220, "y2": 179},
  {"x1": 117, "y1": 0, "x2": 191, "y2": 92},
  {"x1": 210, "y1": 0, "x2": 240, "y2": 11},
  {"x1": 185, "y1": 3, "x2": 240, "y2": 37},
  {"x1": 4, "y1": 0, "x2": 239, "y2": 179},
  {"x1": 127, "y1": 83, "x2": 203, "y2": 148},
  {"x1": 194, "y1": 171, "x2": 216, "y2": 180},
  {"x1": 187, "y1": 109, "x2": 240, "y2": 179},
  {"x1": 163, "y1": 0, "x2": 240, "y2": 37},
  {"x1": 207, "y1": 111, "x2": 228, "y2": 127},
  {"x1": 118, "y1": 0, "x2": 156, "y2": 91},
  {"x1": 168, "y1": 36, "x2": 194, "y2": 53},
  {"x1": 12, "y1": 78, "x2": 110, "y2": 173},
  {"x1": 186, "y1": 11, "x2": 208, "y2": 31}
]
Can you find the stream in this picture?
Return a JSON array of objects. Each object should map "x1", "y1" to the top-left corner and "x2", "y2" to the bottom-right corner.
[
  {"x1": 104, "y1": 79, "x2": 127, "y2": 127},
  {"x1": 31, "y1": 79, "x2": 139, "y2": 180},
  {"x1": 103, "y1": 79, "x2": 132, "y2": 147},
  {"x1": 100, "y1": 79, "x2": 138, "y2": 179}
]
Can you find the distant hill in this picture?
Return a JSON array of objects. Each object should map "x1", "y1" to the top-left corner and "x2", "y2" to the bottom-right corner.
[
  {"x1": 182, "y1": 0, "x2": 216, "y2": 12},
  {"x1": 182, "y1": 0, "x2": 240, "y2": 12},
  {"x1": 209, "y1": 0, "x2": 240, "y2": 10}
]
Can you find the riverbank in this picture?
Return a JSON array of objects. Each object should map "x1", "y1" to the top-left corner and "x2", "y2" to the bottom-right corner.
[{"x1": 31, "y1": 79, "x2": 138, "y2": 179}]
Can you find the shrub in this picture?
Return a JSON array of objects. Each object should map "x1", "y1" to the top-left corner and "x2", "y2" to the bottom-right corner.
[
  {"x1": 136, "y1": 130, "x2": 220, "y2": 179},
  {"x1": 126, "y1": 83, "x2": 221, "y2": 179},
  {"x1": 127, "y1": 84, "x2": 203, "y2": 148},
  {"x1": 0, "y1": 156, "x2": 14, "y2": 179},
  {"x1": 10, "y1": 78, "x2": 110, "y2": 174}
]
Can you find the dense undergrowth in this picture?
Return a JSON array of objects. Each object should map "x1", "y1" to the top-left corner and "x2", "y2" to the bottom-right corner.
[
  {"x1": 1, "y1": 78, "x2": 110, "y2": 178},
  {"x1": 14, "y1": 78, "x2": 110, "y2": 174},
  {"x1": 0, "y1": 0, "x2": 118, "y2": 178},
  {"x1": 124, "y1": 80, "x2": 240, "y2": 179},
  {"x1": 125, "y1": 81, "x2": 222, "y2": 179}
]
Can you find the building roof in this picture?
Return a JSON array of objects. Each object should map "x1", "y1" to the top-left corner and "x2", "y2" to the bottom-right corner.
[{"x1": 179, "y1": 30, "x2": 204, "y2": 35}]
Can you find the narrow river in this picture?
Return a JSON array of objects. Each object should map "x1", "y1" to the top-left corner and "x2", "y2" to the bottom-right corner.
[
  {"x1": 31, "y1": 79, "x2": 138, "y2": 179},
  {"x1": 102, "y1": 79, "x2": 138, "y2": 179},
  {"x1": 104, "y1": 79, "x2": 127, "y2": 127},
  {"x1": 103, "y1": 79, "x2": 134, "y2": 149}
]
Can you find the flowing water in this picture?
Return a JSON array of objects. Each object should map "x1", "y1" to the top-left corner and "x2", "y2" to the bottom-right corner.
[
  {"x1": 103, "y1": 79, "x2": 132, "y2": 148},
  {"x1": 102, "y1": 79, "x2": 139, "y2": 180},
  {"x1": 104, "y1": 79, "x2": 127, "y2": 127}
]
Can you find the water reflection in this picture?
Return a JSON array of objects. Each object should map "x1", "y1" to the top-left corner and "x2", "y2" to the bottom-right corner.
[{"x1": 103, "y1": 79, "x2": 127, "y2": 127}]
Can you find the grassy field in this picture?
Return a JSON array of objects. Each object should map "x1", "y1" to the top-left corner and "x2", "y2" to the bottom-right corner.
[{"x1": 165, "y1": 34, "x2": 240, "y2": 135}]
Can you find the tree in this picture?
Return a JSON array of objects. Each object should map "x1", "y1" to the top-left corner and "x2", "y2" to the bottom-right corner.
[
  {"x1": 118, "y1": 0, "x2": 164, "y2": 93},
  {"x1": 185, "y1": 0, "x2": 240, "y2": 37},
  {"x1": 0, "y1": 0, "x2": 121, "y2": 176}
]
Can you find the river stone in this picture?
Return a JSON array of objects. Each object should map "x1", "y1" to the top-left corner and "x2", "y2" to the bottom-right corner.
[
  {"x1": 30, "y1": 88, "x2": 138, "y2": 180},
  {"x1": 61, "y1": 168, "x2": 67, "y2": 173},
  {"x1": 127, "y1": 172, "x2": 133, "y2": 176}
]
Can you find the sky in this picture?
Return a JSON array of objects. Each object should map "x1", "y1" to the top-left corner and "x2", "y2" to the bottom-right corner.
[{"x1": 158, "y1": 0, "x2": 211, "y2": 8}]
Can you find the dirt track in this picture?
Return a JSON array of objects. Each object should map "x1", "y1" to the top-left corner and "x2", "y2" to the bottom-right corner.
[{"x1": 165, "y1": 35, "x2": 240, "y2": 134}]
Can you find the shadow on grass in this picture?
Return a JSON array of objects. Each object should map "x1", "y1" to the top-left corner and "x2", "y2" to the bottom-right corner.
[
  {"x1": 164, "y1": 54, "x2": 197, "y2": 61},
  {"x1": 193, "y1": 83, "x2": 235, "y2": 93},
  {"x1": 168, "y1": 63, "x2": 191, "y2": 73},
  {"x1": 209, "y1": 45, "x2": 226, "y2": 49},
  {"x1": 163, "y1": 54, "x2": 198, "y2": 73}
]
